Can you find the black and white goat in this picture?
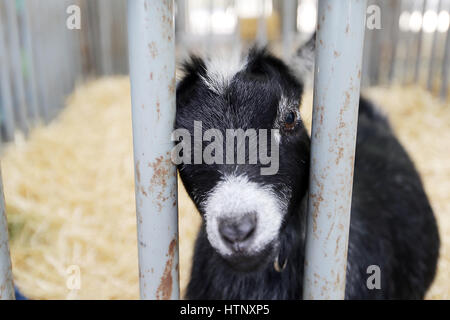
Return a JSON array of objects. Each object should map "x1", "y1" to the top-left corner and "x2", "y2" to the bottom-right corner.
[{"x1": 174, "y1": 37, "x2": 440, "y2": 299}]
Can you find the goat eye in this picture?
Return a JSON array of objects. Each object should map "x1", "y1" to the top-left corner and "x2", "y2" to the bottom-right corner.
[{"x1": 284, "y1": 111, "x2": 296, "y2": 129}]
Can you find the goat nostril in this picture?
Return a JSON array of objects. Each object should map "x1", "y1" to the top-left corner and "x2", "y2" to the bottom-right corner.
[{"x1": 218, "y1": 213, "x2": 257, "y2": 248}]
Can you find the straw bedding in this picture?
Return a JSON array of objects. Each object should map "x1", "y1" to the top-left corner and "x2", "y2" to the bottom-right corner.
[{"x1": 2, "y1": 77, "x2": 448, "y2": 299}]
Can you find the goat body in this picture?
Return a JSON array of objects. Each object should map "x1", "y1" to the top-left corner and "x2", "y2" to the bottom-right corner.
[{"x1": 176, "y1": 45, "x2": 440, "y2": 299}]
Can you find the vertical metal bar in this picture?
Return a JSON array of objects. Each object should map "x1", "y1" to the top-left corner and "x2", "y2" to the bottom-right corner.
[
  {"x1": 78, "y1": 0, "x2": 94, "y2": 77},
  {"x1": 29, "y1": 0, "x2": 50, "y2": 122},
  {"x1": 110, "y1": 0, "x2": 129, "y2": 74},
  {"x1": 368, "y1": 0, "x2": 381, "y2": 85},
  {"x1": 176, "y1": 0, "x2": 188, "y2": 57},
  {"x1": 282, "y1": 0, "x2": 297, "y2": 60},
  {"x1": 89, "y1": 0, "x2": 103, "y2": 75},
  {"x1": 99, "y1": 0, "x2": 113, "y2": 75},
  {"x1": 60, "y1": 0, "x2": 73, "y2": 108},
  {"x1": 5, "y1": 0, "x2": 29, "y2": 134},
  {"x1": 0, "y1": 167, "x2": 15, "y2": 300},
  {"x1": 127, "y1": 0, "x2": 179, "y2": 300},
  {"x1": 21, "y1": 0, "x2": 40, "y2": 123},
  {"x1": 441, "y1": 23, "x2": 450, "y2": 100},
  {"x1": 361, "y1": 0, "x2": 376, "y2": 88},
  {"x1": 388, "y1": 0, "x2": 402, "y2": 84},
  {"x1": 176, "y1": 0, "x2": 186, "y2": 36},
  {"x1": 414, "y1": 0, "x2": 427, "y2": 83},
  {"x1": 402, "y1": 1, "x2": 413, "y2": 84},
  {"x1": 427, "y1": 0, "x2": 442, "y2": 90},
  {"x1": 58, "y1": 0, "x2": 68, "y2": 106},
  {"x1": 51, "y1": 0, "x2": 65, "y2": 117},
  {"x1": 65, "y1": 0, "x2": 81, "y2": 94},
  {"x1": 303, "y1": 0, "x2": 367, "y2": 300},
  {"x1": 361, "y1": 28, "x2": 372, "y2": 87},
  {"x1": 0, "y1": 3, "x2": 16, "y2": 142},
  {"x1": 42, "y1": 0, "x2": 56, "y2": 119},
  {"x1": 403, "y1": 0, "x2": 421, "y2": 85}
]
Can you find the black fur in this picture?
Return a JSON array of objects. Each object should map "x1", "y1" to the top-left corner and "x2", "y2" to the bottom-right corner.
[{"x1": 175, "y1": 48, "x2": 440, "y2": 300}]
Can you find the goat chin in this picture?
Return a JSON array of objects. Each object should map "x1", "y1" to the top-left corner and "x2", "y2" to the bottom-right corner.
[{"x1": 218, "y1": 245, "x2": 277, "y2": 273}]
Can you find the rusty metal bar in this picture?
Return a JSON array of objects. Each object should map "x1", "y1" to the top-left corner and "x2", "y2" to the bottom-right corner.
[
  {"x1": 0, "y1": 167, "x2": 15, "y2": 300},
  {"x1": 127, "y1": 0, "x2": 179, "y2": 300},
  {"x1": 303, "y1": 0, "x2": 367, "y2": 300}
]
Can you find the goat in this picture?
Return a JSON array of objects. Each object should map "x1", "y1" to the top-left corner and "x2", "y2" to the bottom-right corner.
[{"x1": 174, "y1": 37, "x2": 440, "y2": 299}]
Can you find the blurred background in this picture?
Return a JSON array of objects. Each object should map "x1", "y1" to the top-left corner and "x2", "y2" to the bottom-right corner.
[{"x1": 0, "y1": 0, "x2": 449, "y2": 299}]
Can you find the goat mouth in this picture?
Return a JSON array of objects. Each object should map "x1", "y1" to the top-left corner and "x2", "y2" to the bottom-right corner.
[{"x1": 218, "y1": 244, "x2": 275, "y2": 273}]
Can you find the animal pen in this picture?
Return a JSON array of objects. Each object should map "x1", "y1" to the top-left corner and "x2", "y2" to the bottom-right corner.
[{"x1": 0, "y1": 0, "x2": 449, "y2": 300}]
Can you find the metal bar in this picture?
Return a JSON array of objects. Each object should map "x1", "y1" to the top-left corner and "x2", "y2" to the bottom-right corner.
[
  {"x1": 303, "y1": 0, "x2": 367, "y2": 300},
  {"x1": 88, "y1": 0, "x2": 102, "y2": 75},
  {"x1": 29, "y1": 0, "x2": 50, "y2": 122},
  {"x1": 403, "y1": 0, "x2": 419, "y2": 84},
  {"x1": 0, "y1": 167, "x2": 15, "y2": 300},
  {"x1": 99, "y1": 0, "x2": 113, "y2": 75},
  {"x1": 0, "y1": 3, "x2": 16, "y2": 142},
  {"x1": 176, "y1": 0, "x2": 187, "y2": 36},
  {"x1": 49, "y1": 0, "x2": 64, "y2": 117},
  {"x1": 5, "y1": 0, "x2": 29, "y2": 135},
  {"x1": 21, "y1": 0, "x2": 40, "y2": 124},
  {"x1": 59, "y1": 0, "x2": 72, "y2": 109},
  {"x1": 282, "y1": 0, "x2": 297, "y2": 60},
  {"x1": 127, "y1": 0, "x2": 179, "y2": 300},
  {"x1": 42, "y1": 0, "x2": 57, "y2": 119},
  {"x1": 361, "y1": 27, "x2": 373, "y2": 87},
  {"x1": 111, "y1": 0, "x2": 129, "y2": 74},
  {"x1": 441, "y1": 21, "x2": 450, "y2": 100},
  {"x1": 176, "y1": 0, "x2": 189, "y2": 57},
  {"x1": 388, "y1": 0, "x2": 402, "y2": 84},
  {"x1": 65, "y1": 0, "x2": 82, "y2": 94},
  {"x1": 368, "y1": 0, "x2": 381, "y2": 85},
  {"x1": 427, "y1": 0, "x2": 442, "y2": 90},
  {"x1": 414, "y1": 0, "x2": 428, "y2": 83}
]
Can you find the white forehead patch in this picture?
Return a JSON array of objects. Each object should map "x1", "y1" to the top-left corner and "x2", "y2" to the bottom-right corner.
[
  {"x1": 200, "y1": 50, "x2": 247, "y2": 95},
  {"x1": 203, "y1": 174, "x2": 285, "y2": 256}
]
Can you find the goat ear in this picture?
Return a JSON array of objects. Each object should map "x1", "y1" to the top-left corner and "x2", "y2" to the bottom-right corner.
[
  {"x1": 176, "y1": 56, "x2": 207, "y2": 106},
  {"x1": 290, "y1": 32, "x2": 316, "y2": 85}
]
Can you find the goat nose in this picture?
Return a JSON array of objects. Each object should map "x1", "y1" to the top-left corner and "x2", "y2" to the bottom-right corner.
[{"x1": 219, "y1": 213, "x2": 257, "y2": 251}]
